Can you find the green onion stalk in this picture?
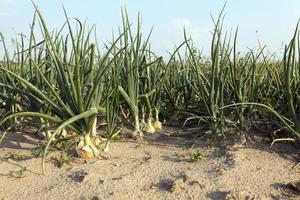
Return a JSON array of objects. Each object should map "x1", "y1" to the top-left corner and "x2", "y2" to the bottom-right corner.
[
  {"x1": 281, "y1": 22, "x2": 300, "y2": 133},
  {"x1": 185, "y1": 9, "x2": 232, "y2": 139},
  {"x1": 117, "y1": 8, "x2": 153, "y2": 137},
  {"x1": 139, "y1": 48, "x2": 163, "y2": 132}
]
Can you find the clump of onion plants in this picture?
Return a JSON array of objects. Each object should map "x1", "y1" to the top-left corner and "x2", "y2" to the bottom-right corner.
[
  {"x1": 116, "y1": 9, "x2": 162, "y2": 136},
  {"x1": 0, "y1": 7, "x2": 124, "y2": 173}
]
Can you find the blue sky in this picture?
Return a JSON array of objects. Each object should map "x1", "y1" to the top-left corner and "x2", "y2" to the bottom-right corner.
[{"x1": 1, "y1": 0, "x2": 300, "y2": 56}]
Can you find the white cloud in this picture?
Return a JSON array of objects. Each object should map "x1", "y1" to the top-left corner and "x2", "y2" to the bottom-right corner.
[
  {"x1": 170, "y1": 18, "x2": 210, "y2": 38},
  {"x1": 171, "y1": 18, "x2": 192, "y2": 29},
  {"x1": 152, "y1": 17, "x2": 212, "y2": 57}
]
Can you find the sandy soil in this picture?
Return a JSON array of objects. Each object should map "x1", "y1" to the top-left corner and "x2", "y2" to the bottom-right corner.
[{"x1": 0, "y1": 126, "x2": 299, "y2": 200}]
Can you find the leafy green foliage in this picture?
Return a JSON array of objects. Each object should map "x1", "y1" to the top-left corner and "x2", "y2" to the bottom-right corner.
[{"x1": 190, "y1": 150, "x2": 205, "y2": 162}]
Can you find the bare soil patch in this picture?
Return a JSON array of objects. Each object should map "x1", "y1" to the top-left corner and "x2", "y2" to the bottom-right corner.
[{"x1": 0, "y1": 126, "x2": 299, "y2": 200}]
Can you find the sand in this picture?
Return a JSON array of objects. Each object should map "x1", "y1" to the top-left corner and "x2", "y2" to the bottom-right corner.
[{"x1": 0, "y1": 126, "x2": 299, "y2": 200}]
